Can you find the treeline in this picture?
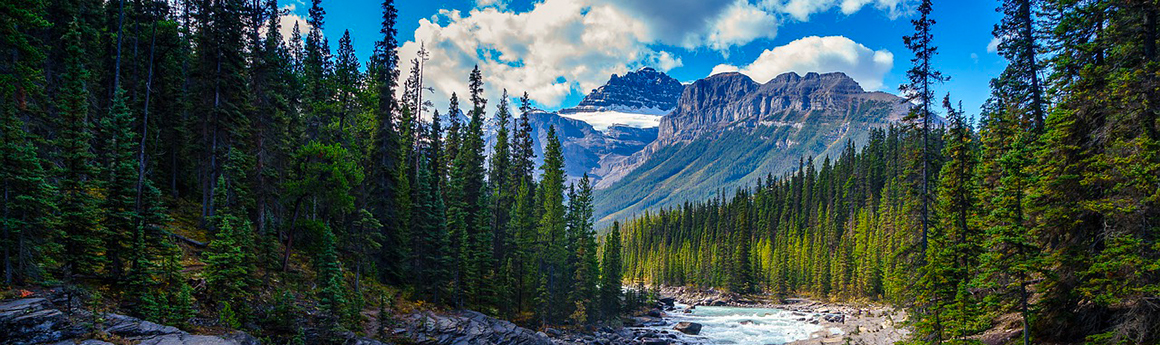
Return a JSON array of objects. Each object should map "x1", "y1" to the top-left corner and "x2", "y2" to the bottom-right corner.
[
  {"x1": 0, "y1": 0, "x2": 623, "y2": 339},
  {"x1": 614, "y1": 0, "x2": 1160, "y2": 344}
]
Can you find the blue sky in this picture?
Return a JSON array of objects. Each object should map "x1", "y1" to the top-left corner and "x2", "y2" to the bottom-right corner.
[{"x1": 282, "y1": 0, "x2": 1007, "y2": 122}]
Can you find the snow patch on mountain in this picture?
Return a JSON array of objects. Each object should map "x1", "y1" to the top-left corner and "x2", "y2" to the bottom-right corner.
[{"x1": 559, "y1": 109, "x2": 668, "y2": 131}]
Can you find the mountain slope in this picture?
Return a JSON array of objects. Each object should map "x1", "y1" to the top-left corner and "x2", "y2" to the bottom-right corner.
[
  {"x1": 558, "y1": 67, "x2": 685, "y2": 130},
  {"x1": 594, "y1": 71, "x2": 909, "y2": 226}
]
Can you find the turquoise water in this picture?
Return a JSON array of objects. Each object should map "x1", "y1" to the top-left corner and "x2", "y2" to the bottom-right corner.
[{"x1": 652, "y1": 305, "x2": 824, "y2": 344}]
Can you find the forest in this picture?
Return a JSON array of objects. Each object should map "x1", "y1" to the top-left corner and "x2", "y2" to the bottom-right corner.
[
  {"x1": 616, "y1": 0, "x2": 1160, "y2": 344},
  {"x1": 0, "y1": 0, "x2": 629, "y2": 342}
]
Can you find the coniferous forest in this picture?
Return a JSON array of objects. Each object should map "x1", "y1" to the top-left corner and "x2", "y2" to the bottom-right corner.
[
  {"x1": 2, "y1": 0, "x2": 1159, "y2": 344},
  {"x1": 1, "y1": 0, "x2": 626, "y2": 342},
  {"x1": 616, "y1": 0, "x2": 1160, "y2": 344}
]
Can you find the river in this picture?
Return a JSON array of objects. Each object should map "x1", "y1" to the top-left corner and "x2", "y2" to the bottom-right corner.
[{"x1": 646, "y1": 304, "x2": 840, "y2": 345}]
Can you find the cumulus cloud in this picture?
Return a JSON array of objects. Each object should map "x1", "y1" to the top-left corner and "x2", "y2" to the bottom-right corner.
[
  {"x1": 987, "y1": 36, "x2": 1001, "y2": 53},
  {"x1": 261, "y1": 4, "x2": 310, "y2": 46},
  {"x1": 475, "y1": 0, "x2": 510, "y2": 9},
  {"x1": 701, "y1": 1, "x2": 780, "y2": 52},
  {"x1": 763, "y1": 0, "x2": 907, "y2": 21},
  {"x1": 399, "y1": 0, "x2": 906, "y2": 115},
  {"x1": 400, "y1": 0, "x2": 684, "y2": 113},
  {"x1": 716, "y1": 36, "x2": 894, "y2": 90}
]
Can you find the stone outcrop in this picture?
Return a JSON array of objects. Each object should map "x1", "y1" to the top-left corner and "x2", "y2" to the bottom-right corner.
[
  {"x1": 393, "y1": 310, "x2": 555, "y2": 345},
  {"x1": 0, "y1": 297, "x2": 262, "y2": 345}
]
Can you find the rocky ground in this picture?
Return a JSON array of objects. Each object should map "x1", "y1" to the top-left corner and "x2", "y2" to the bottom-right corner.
[
  {"x1": 658, "y1": 286, "x2": 911, "y2": 345},
  {"x1": 1, "y1": 297, "x2": 266, "y2": 345},
  {"x1": 777, "y1": 299, "x2": 909, "y2": 345},
  {"x1": 5, "y1": 287, "x2": 909, "y2": 345}
]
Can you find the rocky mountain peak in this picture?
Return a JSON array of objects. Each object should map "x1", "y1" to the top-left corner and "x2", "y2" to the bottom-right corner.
[{"x1": 560, "y1": 67, "x2": 685, "y2": 115}]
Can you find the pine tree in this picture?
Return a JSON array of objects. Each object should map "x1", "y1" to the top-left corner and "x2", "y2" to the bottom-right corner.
[
  {"x1": 370, "y1": 0, "x2": 405, "y2": 285},
  {"x1": 57, "y1": 19, "x2": 105, "y2": 278},
  {"x1": 600, "y1": 222, "x2": 623, "y2": 321},
  {"x1": 538, "y1": 125, "x2": 568, "y2": 324},
  {"x1": 447, "y1": 66, "x2": 492, "y2": 310},
  {"x1": 567, "y1": 175, "x2": 598, "y2": 324},
  {"x1": 204, "y1": 199, "x2": 254, "y2": 306},
  {"x1": 315, "y1": 223, "x2": 346, "y2": 329},
  {"x1": 0, "y1": 0, "x2": 58, "y2": 285},
  {"x1": 489, "y1": 90, "x2": 514, "y2": 289},
  {"x1": 899, "y1": 0, "x2": 947, "y2": 259},
  {"x1": 98, "y1": 88, "x2": 140, "y2": 279}
]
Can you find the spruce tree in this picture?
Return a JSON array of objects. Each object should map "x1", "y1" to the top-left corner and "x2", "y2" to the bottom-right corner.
[
  {"x1": 98, "y1": 88, "x2": 140, "y2": 279},
  {"x1": 370, "y1": 0, "x2": 405, "y2": 285},
  {"x1": 899, "y1": 0, "x2": 947, "y2": 258},
  {"x1": 538, "y1": 125, "x2": 568, "y2": 324},
  {"x1": 600, "y1": 222, "x2": 623, "y2": 321},
  {"x1": 57, "y1": 19, "x2": 105, "y2": 278},
  {"x1": 0, "y1": 0, "x2": 58, "y2": 285}
]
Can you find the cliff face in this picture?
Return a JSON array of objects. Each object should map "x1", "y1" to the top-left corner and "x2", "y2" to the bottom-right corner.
[{"x1": 593, "y1": 72, "x2": 910, "y2": 226}]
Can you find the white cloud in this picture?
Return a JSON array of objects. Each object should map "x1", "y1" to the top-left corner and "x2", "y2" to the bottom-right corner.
[
  {"x1": 710, "y1": 64, "x2": 741, "y2": 75},
  {"x1": 721, "y1": 35, "x2": 894, "y2": 90},
  {"x1": 259, "y1": 4, "x2": 311, "y2": 46},
  {"x1": 987, "y1": 36, "x2": 1001, "y2": 53},
  {"x1": 400, "y1": 0, "x2": 682, "y2": 113},
  {"x1": 399, "y1": 0, "x2": 906, "y2": 116},
  {"x1": 762, "y1": 0, "x2": 907, "y2": 21},
  {"x1": 475, "y1": 0, "x2": 510, "y2": 9},
  {"x1": 701, "y1": 1, "x2": 779, "y2": 52}
]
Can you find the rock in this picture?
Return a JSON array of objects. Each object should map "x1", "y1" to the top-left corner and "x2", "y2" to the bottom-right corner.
[
  {"x1": 136, "y1": 333, "x2": 254, "y2": 345},
  {"x1": 657, "y1": 297, "x2": 676, "y2": 307},
  {"x1": 1, "y1": 298, "x2": 86, "y2": 345},
  {"x1": 673, "y1": 322, "x2": 702, "y2": 335},
  {"x1": 396, "y1": 310, "x2": 554, "y2": 345},
  {"x1": 711, "y1": 300, "x2": 727, "y2": 306},
  {"x1": 1, "y1": 297, "x2": 257, "y2": 345},
  {"x1": 647, "y1": 309, "x2": 663, "y2": 318},
  {"x1": 546, "y1": 328, "x2": 563, "y2": 337},
  {"x1": 640, "y1": 338, "x2": 669, "y2": 345},
  {"x1": 103, "y1": 313, "x2": 184, "y2": 337}
]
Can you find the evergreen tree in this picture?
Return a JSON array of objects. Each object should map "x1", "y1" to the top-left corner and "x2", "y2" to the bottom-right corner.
[
  {"x1": 98, "y1": 88, "x2": 140, "y2": 279},
  {"x1": 567, "y1": 175, "x2": 598, "y2": 323},
  {"x1": 600, "y1": 222, "x2": 623, "y2": 321},
  {"x1": 538, "y1": 125, "x2": 568, "y2": 324},
  {"x1": 57, "y1": 19, "x2": 105, "y2": 278},
  {"x1": 899, "y1": 0, "x2": 947, "y2": 258},
  {"x1": 0, "y1": 0, "x2": 58, "y2": 285},
  {"x1": 370, "y1": 0, "x2": 405, "y2": 285}
]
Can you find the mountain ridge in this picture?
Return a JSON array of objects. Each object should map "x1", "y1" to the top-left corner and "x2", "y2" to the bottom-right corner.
[{"x1": 592, "y1": 70, "x2": 910, "y2": 226}]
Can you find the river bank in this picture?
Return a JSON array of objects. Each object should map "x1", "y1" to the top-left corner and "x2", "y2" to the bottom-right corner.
[{"x1": 657, "y1": 286, "x2": 910, "y2": 345}]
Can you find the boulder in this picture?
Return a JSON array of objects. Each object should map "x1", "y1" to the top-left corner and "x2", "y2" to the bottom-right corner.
[
  {"x1": 395, "y1": 310, "x2": 554, "y2": 345},
  {"x1": 673, "y1": 322, "x2": 702, "y2": 335},
  {"x1": 0, "y1": 297, "x2": 256, "y2": 345},
  {"x1": 641, "y1": 338, "x2": 669, "y2": 345},
  {"x1": 1, "y1": 298, "x2": 87, "y2": 345},
  {"x1": 658, "y1": 297, "x2": 676, "y2": 307}
]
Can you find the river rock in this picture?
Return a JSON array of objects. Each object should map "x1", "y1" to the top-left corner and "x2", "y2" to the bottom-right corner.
[
  {"x1": 0, "y1": 297, "x2": 258, "y2": 345},
  {"x1": 396, "y1": 310, "x2": 554, "y2": 345},
  {"x1": 673, "y1": 322, "x2": 702, "y2": 335},
  {"x1": 658, "y1": 297, "x2": 676, "y2": 307}
]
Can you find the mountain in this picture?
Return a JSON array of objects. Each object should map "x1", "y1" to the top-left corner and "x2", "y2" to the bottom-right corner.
[
  {"x1": 593, "y1": 71, "x2": 910, "y2": 226},
  {"x1": 557, "y1": 67, "x2": 686, "y2": 130},
  {"x1": 494, "y1": 67, "x2": 679, "y2": 183},
  {"x1": 517, "y1": 110, "x2": 657, "y2": 184}
]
